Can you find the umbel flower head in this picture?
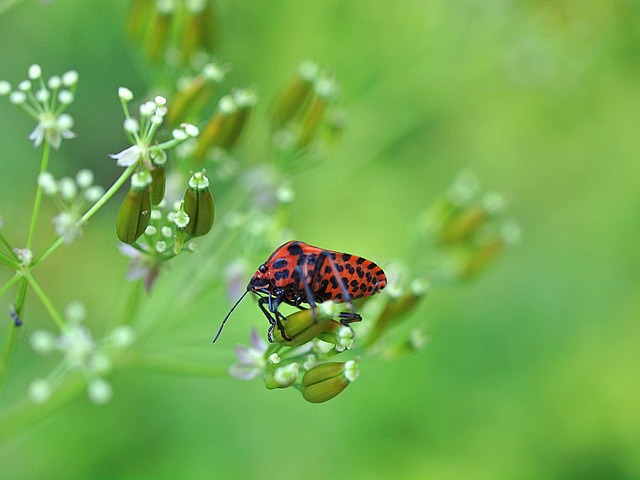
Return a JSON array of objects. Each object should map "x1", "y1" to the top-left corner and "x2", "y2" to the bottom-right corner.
[
  {"x1": 109, "y1": 88, "x2": 199, "y2": 169},
  {"x1": 28, "y1": 301, "x2": 135, "y2": 405},
  {"x1": 0, "y1": 64, "x2": 77, "y2": 149}
]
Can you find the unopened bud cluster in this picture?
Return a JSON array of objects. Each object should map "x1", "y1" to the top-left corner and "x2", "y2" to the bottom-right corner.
[
  {"x1": 0, "y1": 64, "x2": 78, "y2": 149},
  {"x1": 192, "y1": 88, "x2": 258, "y2": 162},
  {"x1": 127, "y1": 0, "x2": 219, "y2": 67},
  {"x1": 422, "y1": 171, "x2": 521, "y2": 280},
  {"x1": 111, "y1": 88, "x2": 214, "y2": 290},
  {"x1": 230, "y1": 302, "x2": 365, "y2": 403},
  {"x1": 269, "y1": 60, "x2": 345, "y2": 154}
]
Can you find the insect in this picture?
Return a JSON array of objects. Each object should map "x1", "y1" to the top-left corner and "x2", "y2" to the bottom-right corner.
[{"x1": 213, "y1": 240, "x2": 387, "y2": 343}]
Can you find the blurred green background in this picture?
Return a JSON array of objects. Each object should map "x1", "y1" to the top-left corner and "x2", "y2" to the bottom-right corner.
[{"x1": 1, "y1": 0, "x2": 640, "y2": 478}]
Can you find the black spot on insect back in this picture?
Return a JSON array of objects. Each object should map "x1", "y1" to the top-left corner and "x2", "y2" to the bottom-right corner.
[
  {"x1": 274, "y1": 270, "x2": 290, "y2": 280},
  {"x1": 287, "y1": 242, "x2": 303, "y2": 256},
  {"x1": 272, "y1": 258, "x2": 288, "y2": 269}
]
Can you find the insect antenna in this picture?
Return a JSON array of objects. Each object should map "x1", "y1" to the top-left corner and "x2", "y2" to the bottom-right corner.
[{"x1": 213, "y1": 289, "x2": 250, "y2": 343}]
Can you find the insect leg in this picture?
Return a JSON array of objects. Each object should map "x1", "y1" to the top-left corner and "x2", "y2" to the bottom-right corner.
[
  {"x1": 292, "y1": 264, "x2": 319, "y2": 322},
  {"x1": 258, "y1": 294, "x2": 291, "y2": 342}
]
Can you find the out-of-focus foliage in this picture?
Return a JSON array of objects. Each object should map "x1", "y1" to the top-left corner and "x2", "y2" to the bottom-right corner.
[{"x1": 0, "y1": 0, "x2": 639, "y2": 479}]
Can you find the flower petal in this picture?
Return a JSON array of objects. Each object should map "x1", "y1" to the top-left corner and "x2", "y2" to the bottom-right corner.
[{"x1": 109, "y1": 145, "x2": 142, "y2": 167}]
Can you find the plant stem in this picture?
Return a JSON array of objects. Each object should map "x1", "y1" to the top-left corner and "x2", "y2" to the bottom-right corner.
[
  {"x1": 26, "y1": 142, "x2": 50, "y2": 250},
  {"x1": 32, "y1": 162, "x2": 137, "y2": 268},
  {"x1": 24, "y1": 273, "x2": 68, "y2": 332},
  {"x1": 122, "y1": 279, "x2": 144, "y2": 325},
  {"x1": 0, "y1": 252, "x2": 19, "y2": 270},
  {"x1": 0, "y1": 272, "x2": 21, "y2": 298},
  {"x1": 0, "y1": 232, "x2": 16, "y2": 258}
]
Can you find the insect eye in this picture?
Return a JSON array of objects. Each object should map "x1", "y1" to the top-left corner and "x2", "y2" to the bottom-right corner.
[{"x1": 258, "y1": 264, "x2": 267, "y2": 274}]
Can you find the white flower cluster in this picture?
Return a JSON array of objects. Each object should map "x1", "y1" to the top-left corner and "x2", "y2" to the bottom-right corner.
[
  {"x1": 109, "y1": 88, "x2": 198, "y2": 168},
  {"x1": 29, "y1": 301, "x2": 136, "y2": 405},
  {"x1": 0, "y1": 64, "x2": 78, "y2": 149}
]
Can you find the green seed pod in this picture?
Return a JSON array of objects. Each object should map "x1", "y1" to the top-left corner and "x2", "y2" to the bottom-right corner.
[
  {"x1": 216, "y1": 89, "x2": 257, "y2": 149},
  {"x1": 296, "y1": 77, "x2": 337, "y2": 150},
  {"x1": 440, "y1": 205, "x2": 487, "y2": 244},
  {"x1": 116, "y1": 187, "x2": 151, "y2": 244},
  {"x1": 144, "y1": 5, "x2": 174, "y2": 64},
  {"x1": 270, "y1": 61, "x2": 318, "y2": 129},
  {"x1": 270, "y1": 308, "x2": 341, "y2": 347},
  {"x1": 179, "y1": 0, "x2": 219, "y2": 66},
  {"x1": 126, "y1": 0, "x2": 154, "y2": 42},
  {"x1": 182, "y1": 171, "x2": 214, "y2": 237},
  {"x1": 364, "y1": 278, "x2": 430, "y2": 348},
  {"x1": 301, "y1": 360, "x2": 358, "y2": 403},
  {"x1": 149, "y1": 165, "x2": 166, "y2": 206},
  {"x1": 192, "y1": 96, "x2": 237, "y2": 160}
]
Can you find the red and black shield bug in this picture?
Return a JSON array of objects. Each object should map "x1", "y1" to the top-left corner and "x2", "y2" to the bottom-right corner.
[{"x1": 213, "y1": 240, "x2": 387, "y2": 343}]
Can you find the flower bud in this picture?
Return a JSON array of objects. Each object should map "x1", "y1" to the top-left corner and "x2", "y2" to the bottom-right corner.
[
  {"x1": 265, "y1": 363, "x2": 299, "y2": 390},
  {"x1": 439, "y1": 205, "x2": 487, "y2": 244},
  {"x1": 116, "y1": 177, "x2": 152, "y2": 244},
  {"x1": 182, "y1": 170, "x2": 214, "y2": 237},
  {"x1": 269, "y1": 307, "x2": 341, "y2": 347},
  {"x1": 301, "y1": 360, "x2": 358, "y2": 403}
]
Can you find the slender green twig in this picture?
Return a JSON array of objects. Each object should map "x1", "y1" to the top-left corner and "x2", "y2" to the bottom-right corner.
[
  {"x1": 0, "y1": 231, "x2": 17, "y2": 258},
  {"x1": 0, "y1": 273, "x2": 24, "y2": 390},
  {"x1": 24, "y1": 273, "x2": 68, "y2": 332},
  {"x1": 122, "y1": 279, "x2": 144, "y2": 325},
  {"x1": 0, "y1": 323, "x2": 21, "y2": 392},
  {"x1": 26, "y1": 142, "x2": 50, "y2": 250},
  {"x1": 0, "y1": 251, "x2": 19, "y2": 270},
  {"x1": 0, "y1": 273, "x2": 20, "y2": 298}
]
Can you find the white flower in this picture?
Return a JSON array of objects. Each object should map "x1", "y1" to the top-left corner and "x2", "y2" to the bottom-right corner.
[
  {"x1": 228, "y1": 329, "x2": 268, "y2": 380},
  {"x1": 109, "y1": 144, "x2": 143, "y2": 167},
  {"x1": 28, "y1": 112, "x2": 77, "y2": 149}
]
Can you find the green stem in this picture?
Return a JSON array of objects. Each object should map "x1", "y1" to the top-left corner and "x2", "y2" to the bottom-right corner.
[
  {"x1": 0, "y1": 252, "x2": 19, "y2": 270},
  {"x1": 26, "y1": 142, "x2": 50, "y2": 250},
  {"x1": 122, "y1": 279, "x2": 144, "y2": 325},
  {"x1": 24, "y1": 273, "x2": 67, "y2": 332},
  {"x1": 0, "y1": 272, "x2": 21, "y2": 298},
  {"x1": 0, "y1": 273, "x2": 24, "y2": 392},
  {"x1": 32, "y1": 162, "x2": 137, "y2": 268},
  {"x1": 0, "y1": 231, "x2": 16, "y2": 258}
]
